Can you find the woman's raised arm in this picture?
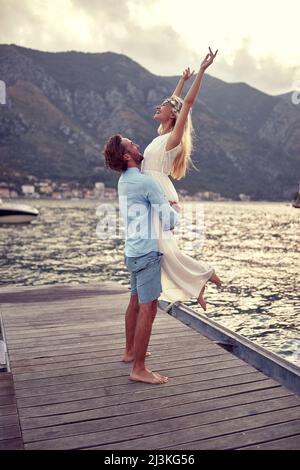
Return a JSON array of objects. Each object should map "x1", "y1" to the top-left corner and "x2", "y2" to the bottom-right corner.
[
  {"x1": 172, "y1": 68, "x2": 194, "y2": 97},
  {"x1": 166, "y1": 47, "x2": 218, "y2": 151}
]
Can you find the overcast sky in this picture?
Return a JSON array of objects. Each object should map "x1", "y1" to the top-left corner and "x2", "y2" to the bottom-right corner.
[{"x1": 0, "y1": 0, "x2": 299, "y2": 96}]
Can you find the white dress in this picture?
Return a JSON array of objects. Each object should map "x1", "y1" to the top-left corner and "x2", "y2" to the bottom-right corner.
[{"x1": 142, "y1": 132, "x2": 215, "y2": 302}]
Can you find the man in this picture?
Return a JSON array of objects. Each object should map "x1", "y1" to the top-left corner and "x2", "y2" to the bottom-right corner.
[{"x1": 104, "y1": 134, "x2": 179, "y2": 384}]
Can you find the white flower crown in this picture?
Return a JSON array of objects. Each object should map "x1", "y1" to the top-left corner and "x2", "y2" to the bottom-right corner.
[{"x1": 163, "y1": 97, "x2": 183, "y2": 114}]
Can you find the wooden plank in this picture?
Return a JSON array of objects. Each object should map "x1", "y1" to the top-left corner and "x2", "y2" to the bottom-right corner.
[
  {"x1": 0, "y1": 404, "x2": 18, "y2": 417},
  {"x1": 0, "y1": 395, "x2": 16, "y2": 406},
  {"x1": 0, "y1": 424, "x2": 21, "y2": 441},
  {"x1": 3, "y1": 313, "x2": 170, "y2": 327},
  {"x1": 8, "y1": 334, "x2": 213, "y2": 361},
  {"x1": 6, "y1": 324, "x2": 185, "y2": 348},
  {"x1": 0, "y1": 380, "x2": 13, "y2": 389},
  {"x1": 16, "y1": 379, "x2": 279, "y2": 421},
  {"x1": 2, "y1": 315, "x2": 177, "y2": 332},
  {"x1": 0, "y1": 373, "x2": 22, "y2": 449},
  {"x1": 13, "y1": 362, "x2": 261, "y2": 393},
  {"x1": 10, "y1": 342, "x2": 223, "y2": 374},
  {"x1": 15, "y1": 363, "x2": 254, "y2": 408},
  {"x1": 21, "y1": 395, "x2": 300, "y2": 444},
  {"x1": 8, "y1": 338, "x2": 223, "y2": 365},
  {"x1": 1, "y1": 311, "x2": 171, "y2": 326},
  {"x1": 0, "y1": 285, "x2": 126, "y2": 303},
  {"x1": 2, "y1": 308, "x2": 130, "y2": 321},
  {"x1": 18, "y1": 374, "x2": 273, "y2": 419},
  {"x1": 170, "y1": 303, "x2": 300, "y2": 396},
  {"x1": 19, "y1": 384, "x2": 292, "y2": 430},
  {"x1": 91, "y1": 410, "x2": 300, "y2": 451},
  {"x1": 4, "y1": 329, "x2": 200, "y2": 351},
  {"x1": 0, "y1": 438, "x2": 24, "y2": 450},
  {"x1": 11, "y1": 348, "x2": 235, "y2": 380},
  {"x1": 0, "y1": 386, "x2": 15, "y2": 397},
  {"x1": 4, "y1": 323, "x2": 187, "y2": 344},
  {"x1": 5, "y1": 318, "x2": 180, "y2": 341},
  {"x1": 24, "y1": 407, "x2": 300, "y2": 450},
  {"x1": 239, "y1": 433, "x2": 300, "y2": 450},
  {"x1": 0, "y1": 372, "x2": 12, "y2": 381},
  {"x1": 5, "y1": 331, "x2": 202, "y2": 357},
  {"x1": 2, "y1": 308, "x2": 131, "y2": 322},
  {"x1": 14, "y1": 357, "x2": 241, "y2": 398},
  {"x1": 0, "y1": 376, "x2": 14, "y2": 393},
  {"x1": 1, "y1": 304, "x2": 159, "y2": 316},
  {"x1": 9, "y1": 342, "x2": 227, "y2": 368},
  {"x1": 0, "y1": 413, "x2": 20, "y2": 427},
  {"x1": 1, "y1": 304, "x2": 129, "y2": 319},
  {"x1": 18, "y1": 366, "x2": 260, "y2": 409},
  {"x1": 2, "y1": 281, "x2": 300, "y2": 451},
  {"x1": 167, "y1": 421, "x2": 300, "y2": 450},
  {"x1": 2, "y1": 294, "x2": 128, "y2": 306},
  {"x1": 0, "y1": 281, "x2": 122, "y2": 292}
]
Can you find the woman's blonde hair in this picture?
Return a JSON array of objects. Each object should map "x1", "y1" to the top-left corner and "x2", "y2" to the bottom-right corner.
[{"x1": 157, "y1": 95, "x2": 194, "y2": 180}]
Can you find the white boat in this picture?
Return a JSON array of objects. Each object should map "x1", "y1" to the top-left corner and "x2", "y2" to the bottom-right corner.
[{"x1": 0, "y1": 198, "x2": 39, "y2": 223}]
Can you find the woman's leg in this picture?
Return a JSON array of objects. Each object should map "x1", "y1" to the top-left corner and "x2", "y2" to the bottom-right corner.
[
  {"x1": 197, "y1": 270, "x2": 222, "y2": 310},
  {"x1": 208, "y1": 269, "x2": 222, "y2": 288}
]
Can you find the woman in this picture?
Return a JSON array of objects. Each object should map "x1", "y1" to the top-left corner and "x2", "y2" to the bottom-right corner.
[{"x1": 141, "y1": 47, "x2": 222, "y2": 311}]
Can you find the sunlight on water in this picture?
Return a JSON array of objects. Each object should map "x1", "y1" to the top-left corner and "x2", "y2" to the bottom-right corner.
[{"x1": 0, "y1": 199, "x2": 299, "y2": 366}]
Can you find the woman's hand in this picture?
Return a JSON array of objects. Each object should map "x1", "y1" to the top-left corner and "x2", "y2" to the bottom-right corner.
[
  {"x1": 182, "y1": 67, "x2": 194, "y2": 82},
  {"x1": 173, "y1": 68, "x2": 194, "y2": 97},
  {"x1": 200, "y1": 46, "x2": 218, "y2": 71},
  {"x1": 167, "y1": 46, "x2": 218, "y2": 152}
]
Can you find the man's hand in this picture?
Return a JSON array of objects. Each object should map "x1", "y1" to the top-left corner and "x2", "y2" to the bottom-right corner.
[{"x1": 169, "y1": 201, "x2": 181, "y2": 213}]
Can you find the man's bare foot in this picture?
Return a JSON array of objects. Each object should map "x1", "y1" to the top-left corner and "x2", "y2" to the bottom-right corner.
[
  {"x1": 197, "y1": 285, "x2": 207, "y2": 311},
  {"x1": 145, "y1": 367, "x2": 168, "y2": 383},
  {"x1": 209, "y1": 271, "x2": 222, "y2": 289},
  {"x1": 130, "y1": 367, "x2": 168, "y2": 384},
  {"x1": 122, "y1": 351, "x2": 151, "y2": 363}
]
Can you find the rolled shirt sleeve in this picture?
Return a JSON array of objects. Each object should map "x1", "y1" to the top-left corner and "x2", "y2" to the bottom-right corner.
[{"x1": 145, "y1": 177, "x2": 179, "y2": 231}]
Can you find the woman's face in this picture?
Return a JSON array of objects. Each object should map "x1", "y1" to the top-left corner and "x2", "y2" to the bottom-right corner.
[{"x1": 153, "y1": 100, "x2": 175, "y2": 122}]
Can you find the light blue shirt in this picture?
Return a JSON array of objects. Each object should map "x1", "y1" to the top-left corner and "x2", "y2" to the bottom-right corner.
[{"x1": 118, "y1": 167, "x2": 179, "y2": 257}]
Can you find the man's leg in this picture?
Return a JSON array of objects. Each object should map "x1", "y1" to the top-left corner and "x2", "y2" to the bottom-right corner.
[
  {"x1": 122, "y1": 294, "x2": 152, "y2": 362},
  {"x1": 122, "y1": 294, "x2": 139, "y2": 362},
  {"x1": 151, "y1": 299, "x2": 158, "y2": 324},
  {"x1": 130, "y1": 299, "x2": 168, "y2": 384}
]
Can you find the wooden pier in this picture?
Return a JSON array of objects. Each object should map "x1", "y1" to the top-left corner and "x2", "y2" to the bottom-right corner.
[{"x1": 0, "y1": 281, "x2": 300, "y2": 450}]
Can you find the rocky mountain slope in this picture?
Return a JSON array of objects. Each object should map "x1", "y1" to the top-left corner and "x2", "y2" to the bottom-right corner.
[{"x1": 0, "y1": 44, "x2": 299, "y2": 200}]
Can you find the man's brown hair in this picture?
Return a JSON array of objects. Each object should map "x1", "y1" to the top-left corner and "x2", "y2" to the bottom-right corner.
[{"x1": 103, "y1": 134, "x2": 127, "y2": 172}]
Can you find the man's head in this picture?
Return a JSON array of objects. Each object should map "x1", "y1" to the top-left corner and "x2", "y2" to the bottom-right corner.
[{"x1": 104, "y1": 134, "x2": 144, "y2": 172}]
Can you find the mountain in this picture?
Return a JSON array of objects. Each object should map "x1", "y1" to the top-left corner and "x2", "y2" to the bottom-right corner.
[{"x1": 0, "y1": 44, "x2": 299, "y2": 200}]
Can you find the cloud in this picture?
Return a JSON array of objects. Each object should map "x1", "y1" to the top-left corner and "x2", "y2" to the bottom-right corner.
[
  {"x1": 70, "y1": 0, "x2": 198, "y2": 75},
  {"x1": 0, "y1": 1, "x2": 298, "y2": 95},
  {"x1": 72, "y1": 0, "x2": 130, "y2": 19},
  {"x1": 0, "y1": 0, "x2": 198, "y2": 76},
  {"x1": 212, "y1": 38, "x2": 300, "y2": 95}
]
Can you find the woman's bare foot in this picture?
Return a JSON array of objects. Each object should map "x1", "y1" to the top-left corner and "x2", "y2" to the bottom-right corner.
[
  {"x1": 209, "y1": 271, "x2": 222, "y2": 289},
  {"x1": 197, "y1": 285, "x2": 207, "y2": 311},
  {"x1": 122, "y1": 351, "x2": 151, "y2": 363},
  {"x1": 130, "y1": 367, "x2": 168, "y2": 384}
]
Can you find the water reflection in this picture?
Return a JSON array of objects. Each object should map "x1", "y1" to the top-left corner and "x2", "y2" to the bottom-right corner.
[{"x1": 0, "y1": 199, "x2": 299, "y2": 365}]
